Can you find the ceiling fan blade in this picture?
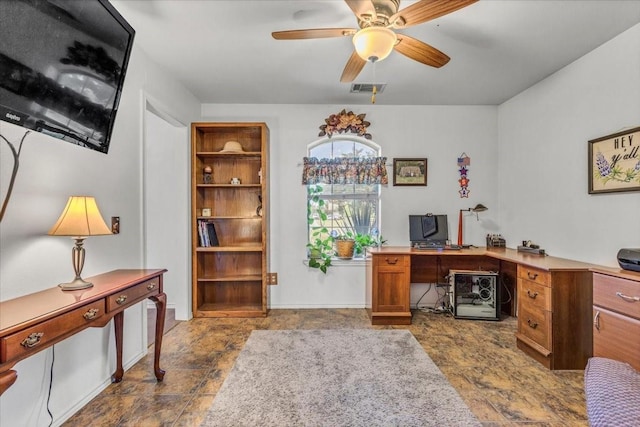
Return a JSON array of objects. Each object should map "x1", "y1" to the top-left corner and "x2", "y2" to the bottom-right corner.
[
  {"x1": 272, "y1": 28, "x2": 356, "y2": 40},
  {"x1": 344, "y1": 0, "x2": 376, "y2": 21},
  {"x1": 340, "y1": 51, "x2": 367, "y2": 83},
  {"x1": 394, "y1": 34, "x2": 450, "y2": 68},
  {"x1": 390, "y1": 0, "x2": 478, "y2": 29}
]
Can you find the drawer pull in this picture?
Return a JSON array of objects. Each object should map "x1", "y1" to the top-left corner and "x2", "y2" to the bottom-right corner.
[
  {"x1": 83, "y1": 308, "x2": 100, "y2": 320},
  {"x1": 147, "y1": 282, "x2": 157, "y2": 291},
  {"x1": 593, "y1": 310, "x2": 601, "y2": 331},
  {"x1": 526, "y1": 290, "x2": 538, "y2": 299},
  {"x1": 385, "y1": 257, "x2": 399, "y2": 265},
  {"x1": 527, "y1": 271, "x2": 539, "y2": 280},
  {"x1": 20, "y1": 332, "x2": 44, "y2": 348},
  {"x1": 616, "y1": 292, "x2": 640, "y2": 302},
  {"x1": 527, "y1": 319, "x2": 538, "y2": 329},
  {"x1": 116, "y1": 295, "x2": 128, "y2": 305}
]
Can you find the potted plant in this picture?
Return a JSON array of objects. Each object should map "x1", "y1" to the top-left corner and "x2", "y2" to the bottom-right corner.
[
  {"x1": 334, "y1": 231, "x2": 356, "y2": 259},
  {"x1": 307, "y1": 227, "x2": 333, "y2": 273},
  {"x1": 353, "y1": 232, "x2": 386, "y2": 258}
]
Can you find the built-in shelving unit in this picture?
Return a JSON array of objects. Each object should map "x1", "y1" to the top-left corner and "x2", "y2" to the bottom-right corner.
[{"x1": 191, "y1": 122, "x2": 269, "y2": 317}]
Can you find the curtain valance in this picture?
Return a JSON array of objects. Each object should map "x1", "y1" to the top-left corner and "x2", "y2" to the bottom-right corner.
[{"x1": 302, "y1": 157, "x2": 388, "y2": 185}]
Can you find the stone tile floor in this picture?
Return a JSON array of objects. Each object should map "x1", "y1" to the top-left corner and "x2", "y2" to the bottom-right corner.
[{"x1": 64, "y1": 309, "x2": 587, "y2": 426}]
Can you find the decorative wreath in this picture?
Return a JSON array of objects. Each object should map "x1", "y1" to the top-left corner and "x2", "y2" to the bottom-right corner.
[{"x1": 319, "y1": 109, "x2": 372, "y2": 139}]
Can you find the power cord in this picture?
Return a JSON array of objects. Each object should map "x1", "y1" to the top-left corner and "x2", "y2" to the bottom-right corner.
[
  {"x1": 46, "y1": 346, "x2": 54, "y2": 427},
  {"x1": 500, "y1": 274, "x2": 513, "y2": 305},
  {"x1": 414, "y1": 284, "x2": 432, "y2": 310}
]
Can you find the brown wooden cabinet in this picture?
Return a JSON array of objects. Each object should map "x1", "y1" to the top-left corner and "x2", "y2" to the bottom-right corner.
[
  {"x1": 515, "y1": 265, "x2": 593, "y2": 370},
  {"x1": 191, "y1": 122, "x2": 269, "y2": 317},
  {"x1": 371, "y1": 254, "x2": 411, "y2": 325},
  {"x1": 592, "y1": 268, "x2": 640, "y2": 371}
]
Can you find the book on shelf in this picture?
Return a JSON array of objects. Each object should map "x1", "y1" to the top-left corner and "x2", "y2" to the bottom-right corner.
[
  {"x1": 197, "y1": 219, "x2": 219, "y2": 247},
  {"x1": 206, "y1": 222, "x2": 219, "y2": 246}
]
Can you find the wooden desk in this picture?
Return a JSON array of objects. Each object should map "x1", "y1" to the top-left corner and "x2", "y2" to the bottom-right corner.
[
  {"x1": 0, "y1": 269, "x2": 167, "y2": 396},
  {"x1": 367, "y1": 247, "x2": 594, "y2": 369}
]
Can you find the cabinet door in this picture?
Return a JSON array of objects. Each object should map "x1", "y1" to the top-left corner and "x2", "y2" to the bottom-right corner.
[
  {"x1": 374, "y1": 270, "x2": 409, "y2": 313},
  {"x1": 372, "y1": 255, "x2": 410, "y2": 313},
  {"x1": 593, "y1": 306, "x2": 640, "y2": 371}
]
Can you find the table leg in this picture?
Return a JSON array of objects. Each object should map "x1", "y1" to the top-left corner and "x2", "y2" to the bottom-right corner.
[
  {"x1": 0, "y1": 369, "x2": 17, "y2": 396},
  {"x1": 111, "y1": 311, "x2": 124, "y2": 383},
  {"x1": 149, "y1": 292, "x2": 166, "y2": 381}
]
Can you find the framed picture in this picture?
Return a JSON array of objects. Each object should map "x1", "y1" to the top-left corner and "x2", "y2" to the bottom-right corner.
[
  {"x1": 393, "y1": 158, "x2": 428, "y2": 186},
  {"x1": 588, "y1": 126, "x2": 640, "y2": 194}
]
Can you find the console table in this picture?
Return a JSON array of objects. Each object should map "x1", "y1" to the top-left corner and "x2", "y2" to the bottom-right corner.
[
  {"x1": 0, "y1": 269, "x2": 167, "y2": 396},
  {"x1": 366, "y1": 247, "x2": 594, "y2": 370}
]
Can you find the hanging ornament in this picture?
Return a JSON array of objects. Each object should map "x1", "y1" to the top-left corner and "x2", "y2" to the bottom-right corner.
[{"x1": 457, "y1": 153, "x2": 471, "y2": 198}]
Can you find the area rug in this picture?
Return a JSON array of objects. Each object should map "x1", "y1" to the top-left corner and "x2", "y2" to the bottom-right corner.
[{"x1": 201, "y1": 329, "x2": 480, "y2": 427}]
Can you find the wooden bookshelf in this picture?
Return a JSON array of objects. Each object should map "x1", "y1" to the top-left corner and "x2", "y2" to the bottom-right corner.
[{"x1": 191, "y1": 122, "x2": 269, "y2": 317}]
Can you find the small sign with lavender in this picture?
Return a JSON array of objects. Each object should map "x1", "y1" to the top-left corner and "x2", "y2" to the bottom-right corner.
[{"x1": 588, "y1": 126, "x2": 640, "y2": 194}]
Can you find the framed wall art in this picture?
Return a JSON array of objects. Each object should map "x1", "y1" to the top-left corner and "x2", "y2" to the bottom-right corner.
[
  {"x1": 588, "y1": 126, "x2": 640, "y2": 194},
  {"x1": 393, "y1": 158, "x2": 427, "y2": 186}
]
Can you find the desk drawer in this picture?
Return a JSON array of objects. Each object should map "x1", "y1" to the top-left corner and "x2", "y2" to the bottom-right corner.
[
  {"x1": 518, "y1": 303, "x2": 551, "y2": 351},
  {"x1": 375, "y1": 255, "x2": 410, "y2": 271},
  {"x1": 518, "y1": 266, "x2": 551, "y2": 287},
  {"x1": 593, "y1": 273, "x2": 640, "y2": 319},
  {"x1": 1, "y1": 300, "x2": 105, "y2": 363},
  {"x1": 518, "y1": 279, "x2": 551, "y2": 311},
  {"x1": 106, "y1": 278, "x2": 160, "y2": 312}
]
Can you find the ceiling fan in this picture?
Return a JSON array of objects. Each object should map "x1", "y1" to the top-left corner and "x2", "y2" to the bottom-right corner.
[{"x1": 272, "y1": 0, "x2": 478, "y2": 83}]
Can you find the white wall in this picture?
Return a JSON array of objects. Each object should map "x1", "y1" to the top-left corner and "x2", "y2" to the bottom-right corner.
[
  {"x1": 143, "y1": 108, "x2": 191, "y2": 320},
  {"x1": 200, "y1": 104, "x2": 499, "y2": 308},
  {"x1": 498, "y1": 23, "x2": 640, "y2": 266},
  {"x1": 0, "y1": 45, "x2": 199, "y2": 425}
]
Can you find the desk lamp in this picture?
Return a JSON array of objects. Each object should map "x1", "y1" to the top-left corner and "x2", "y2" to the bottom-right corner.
[
  {"x1": 457, "y1": 204, "x2": 488, "y2": 247},
  {"x1": 48, "y1": 196, "x2": 112, "y2": 290}
]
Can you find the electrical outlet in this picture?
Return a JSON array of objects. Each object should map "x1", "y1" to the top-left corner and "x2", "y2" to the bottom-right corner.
[
  {"x1": 111, "y1": 216, "x2": 120, "y2": 234},
  {"x1": 267, "y1": 272, "x2": 278, "y2": 285}
]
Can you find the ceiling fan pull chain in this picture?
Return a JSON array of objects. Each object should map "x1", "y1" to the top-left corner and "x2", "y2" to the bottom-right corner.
[{"x1": 371, "y1": 60, "x2": 377, "y2": 104}]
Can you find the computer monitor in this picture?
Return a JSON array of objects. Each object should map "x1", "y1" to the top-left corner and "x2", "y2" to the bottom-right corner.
[{"x1": 409, "y1": 214, "x2": 449, "y2": 247}]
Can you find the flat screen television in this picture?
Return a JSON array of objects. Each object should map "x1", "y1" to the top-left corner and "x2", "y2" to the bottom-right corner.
[
  {"x1": 409, "y1": 214, "x2": 449, "y2": 247},
  {"x1": 0, "y1": 0, "x2": 135, "y2": 154}
]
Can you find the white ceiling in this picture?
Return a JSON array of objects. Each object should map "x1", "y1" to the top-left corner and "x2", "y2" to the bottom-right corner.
[{"x1": 110, "y1": 0, "x2": 640, "y2": 106}]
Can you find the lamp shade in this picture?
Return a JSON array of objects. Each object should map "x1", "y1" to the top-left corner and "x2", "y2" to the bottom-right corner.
[
  {"x1": 352, "y1": 27, "x2": 397, "y2": 62},
  {"x1": 48, "y1": 196, "x2": 112, "y2": 237}
]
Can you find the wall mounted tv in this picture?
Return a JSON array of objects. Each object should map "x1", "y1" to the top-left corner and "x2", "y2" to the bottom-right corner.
[{"x1": 0, "y1": 0, "x2": 135, "y2": 154}]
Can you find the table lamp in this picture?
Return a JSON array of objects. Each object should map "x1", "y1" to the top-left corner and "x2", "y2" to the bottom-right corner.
[
  {"x1": 48, "y1": 196, "x2": 112, "y2": 290},
  {"x1": 457, "y1": 203, "x2": 488, "y2": 247}
]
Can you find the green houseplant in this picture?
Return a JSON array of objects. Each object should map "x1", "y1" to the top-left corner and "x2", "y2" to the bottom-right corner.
[
  {"x1": 353, "y1": 232, "x2": 385, "y2": 258},
  {"x1": 307, "y1": 185, "x2": 333, "y2": 273},
  {"x1": 307, "y1": 227, "x2": 333, "y2": 273}
]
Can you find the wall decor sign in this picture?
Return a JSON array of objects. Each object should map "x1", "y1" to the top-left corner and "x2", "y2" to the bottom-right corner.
[
  {"x1": 393, "y1": 158, "x2": 427, "y2": 186},
  {"x1": 588, "y1": 127, "x2": 640, "y2": 194},
  {"x1": 457, "y1": 153, "x2": 471, "y2": 198}
]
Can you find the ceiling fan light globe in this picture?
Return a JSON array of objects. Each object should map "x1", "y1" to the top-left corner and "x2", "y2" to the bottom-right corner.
[{"x1": 353, "y1": 27, "x2": 397, "y2": 62}]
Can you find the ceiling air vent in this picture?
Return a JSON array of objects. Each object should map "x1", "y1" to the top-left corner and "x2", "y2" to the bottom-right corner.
[{"x1": 350, "y1": 83, "x2": 386, "y2": 93}]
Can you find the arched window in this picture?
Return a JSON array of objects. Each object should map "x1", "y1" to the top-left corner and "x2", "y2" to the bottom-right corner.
[{"x1": 304, "y1": 135, "x2": 385, "y2": 258}]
